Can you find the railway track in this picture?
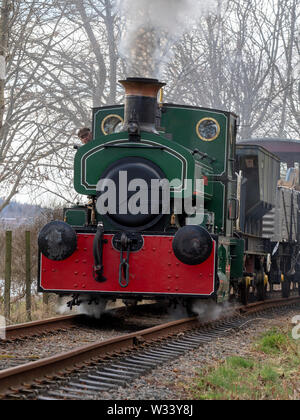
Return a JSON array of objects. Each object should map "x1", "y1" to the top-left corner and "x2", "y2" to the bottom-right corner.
[
  {"x1": 3, "y1": 291, "x2": 297, "y2": 342},
  {"x1": 1, "y1": 303, "x2": 169, "y2": 342},
  {"x1": 1, "y1": 296, "x2": 299, "y2": 400},
  {"x1": 3, "y1": 314, "x2": 81, "y2": 341}
]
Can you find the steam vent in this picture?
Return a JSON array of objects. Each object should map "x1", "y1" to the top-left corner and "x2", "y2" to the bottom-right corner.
[{"x1": 119, "y1": 77, "x2": 166, "y2": 133}]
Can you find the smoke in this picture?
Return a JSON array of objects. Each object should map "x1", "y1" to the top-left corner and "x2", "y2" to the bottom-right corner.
[
  {"x1": 77, "y1": 297, "x2": 108, "y2": 319},
  {"x1": 191, "y1": 299, "x2": 236, "y2": 322},
  {"x1": 166, "y1": 302, "x2": 189, "y2": 321},
  {"x1": 165, "y1": 298, "x2": 236, "y2": 323},
  {"x1": 118, "y1": 0, "x2": 218, "y2": 78}
]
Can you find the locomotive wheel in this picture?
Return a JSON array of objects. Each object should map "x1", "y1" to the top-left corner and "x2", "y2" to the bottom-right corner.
[
  {"x1": 282, "y1": 279, "x2": 291, "y2": 298},
  {"x1": 238, "y1": 279, "x2": 250, "y2": 305},
  {"x1": 256, "y1": 282, "x2": 267, "y2": 301}
]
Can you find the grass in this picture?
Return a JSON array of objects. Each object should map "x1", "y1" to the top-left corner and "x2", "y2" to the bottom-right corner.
[
  {"x1": 188, "y1": 327, "x2": 300, "y2": 400},
  {"x1": 256, "y1": 328, "x2": 289, "y2": 354}
]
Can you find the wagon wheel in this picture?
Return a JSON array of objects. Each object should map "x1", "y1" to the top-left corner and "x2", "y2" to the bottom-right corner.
[{"x1": 256, "y1": 269, "x2": 267, "y2": 301}]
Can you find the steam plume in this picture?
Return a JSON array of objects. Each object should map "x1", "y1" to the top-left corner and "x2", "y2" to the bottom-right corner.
[
  {"x1": 118, "y1": 0, "x2": 218, "y2": 78},
  {"x1": 56, "y1": 295, "x2": 107, "y2": 319}
]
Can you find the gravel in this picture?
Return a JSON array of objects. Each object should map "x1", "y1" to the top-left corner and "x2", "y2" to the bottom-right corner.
[
  {"x1": 0, "y1": 306, "x2": 174, "y2": 370},
  {"x1": 90, "y1": 310, "x2": 300, "y2": 400},
  {"x1": 0, "y1": 327, "x2": 128, "y2": 370}
]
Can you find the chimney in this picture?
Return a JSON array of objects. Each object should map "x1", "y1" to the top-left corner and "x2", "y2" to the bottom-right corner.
[{"x1": 119, "y1": 77, "x2": 166, "y2": 133}]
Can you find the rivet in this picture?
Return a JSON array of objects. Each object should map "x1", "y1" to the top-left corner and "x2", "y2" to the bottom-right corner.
[
  {"x1": 82, "y1": 273, "x2": 86, "y2": 277},
  {"x1": 51, "y1": 269, "x2": 55, "y2": 272},
  {"x1": 75, "y1": 259, "x2": 79, "y2": 263},
  {"x1": 82, "y1": 259, "x2": 87, "y2": 263},
  {"x1": 74, "y1": 271, "x2": 78, "y2": 275}
]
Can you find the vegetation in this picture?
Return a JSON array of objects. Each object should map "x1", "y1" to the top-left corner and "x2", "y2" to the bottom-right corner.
[
  {"x1": 1, "y1": 294, "x2": 57, "y2": 325},
  {"x1": 189, "y1": 327, "x2": 300, "y2": 400},
  {"x1": 0, "y1": 207, "x2": 63, "y2": 324}
]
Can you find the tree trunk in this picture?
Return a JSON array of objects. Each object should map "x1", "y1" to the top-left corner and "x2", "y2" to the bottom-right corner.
[
  {"x1": 4, "y1": 230, "x2": 12, "y2": 323},
  {"x1": 25, "y1": 231, "x2": 31, "y2": 322},
  {"x1": 0, "y1": 0, "x2": 10, "y2": 131}
]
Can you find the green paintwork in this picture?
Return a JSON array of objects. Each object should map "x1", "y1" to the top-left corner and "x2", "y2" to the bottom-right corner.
[
  {"x1": 230, "y1": 239, "x2": 245, "y2": 279},
  {"x1": 93, "y1": 106, "x2": 124, "y2": 139},
  {"x1": 161, "y1": 105, "x2": 228, "y2": 175},
  {"x1": 64, "y1": 208, "x2": 88, "y2": 227},
  {"x1": 218, "y1": 244, "x2": 227, "y2": 273},
  {"x1": 74, "y1": 131, "x2": 195, "y2": 197},
  {"x1": 73, "y1": 102, "x2": 244, "y2": 298}
]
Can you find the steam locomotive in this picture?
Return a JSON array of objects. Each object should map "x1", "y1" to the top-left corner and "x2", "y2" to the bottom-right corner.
[{"x1": 38, "y1": 77, "x2": 300, "y2": 309}]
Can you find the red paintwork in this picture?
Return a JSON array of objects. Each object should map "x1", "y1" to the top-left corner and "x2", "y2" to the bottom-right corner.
[{"x1": 40, "y1": 234, "x2": 216, "y2": 296}]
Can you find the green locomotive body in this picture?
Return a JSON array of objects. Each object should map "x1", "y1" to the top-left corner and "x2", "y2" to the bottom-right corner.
[{"x1": 38, "y1": 78, "x2": 299, "y2": 307}]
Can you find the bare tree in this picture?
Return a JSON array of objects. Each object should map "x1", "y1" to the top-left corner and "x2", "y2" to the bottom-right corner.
[
  {"x1": 0, "y1": 0, "x2": 126, "y2": 208},
  {"x1": 164, "y1": 0, "x2": 299, "y2": 140},
  {"x1": 0, "y1": 0, "x2": 10, "y2": 132},
  {"x1": 24, "y1": 0, "x2": 123, "y2": 202},
  {"x1": 0, "y1": 0, "x2": 79, "y2": 211},
  {"x1": 275, "y1": 0, "x2": 299, "y2": 137},
  {"x1": 1, "y1": 0, "x2": 299, "y2": 211}
]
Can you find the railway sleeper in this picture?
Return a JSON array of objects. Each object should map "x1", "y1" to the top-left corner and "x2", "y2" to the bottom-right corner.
[
  {"x1": 171, "y1": 340, "x2": 196, "y2": 349},
  {"x1": 94, "y1": 370, "x2": 136, "y2": 380},
  {"x1": 54, "y1": 387, "x2": 95, "y2": 396},
  {"x1": 162, "y1": 343, "x2": 190, "y2": 351},
  {"x1": 134, "y1": 353, "x2": 167, "y2": 362},
  {"x1": 100, "y1": 367, "x2": 138, "y2": 377},
  {"x1": 142, "y1": 349, "x2": 178, "y2": 357},
  {"x1": 78, "y1": 378, "x2": 119, "y2": 389},
  {"x1": 108, "y1": 363, "x2": 146, "y2": 373},
  {"x1": 120, "y1": 358, "x2": 156, "y2": 368},
  {"x1": 124, "y1": 356, "x2": 158, "y2": 367},
  {"x1": 87, "y1": 374, "x2": 127, "y2": 385},
  {"x1": 68, "y1": 382, "x2": 110, "y2": 392},
  {"x1": 45, "y1": 390, "x2": 87, "y2": 399}
]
